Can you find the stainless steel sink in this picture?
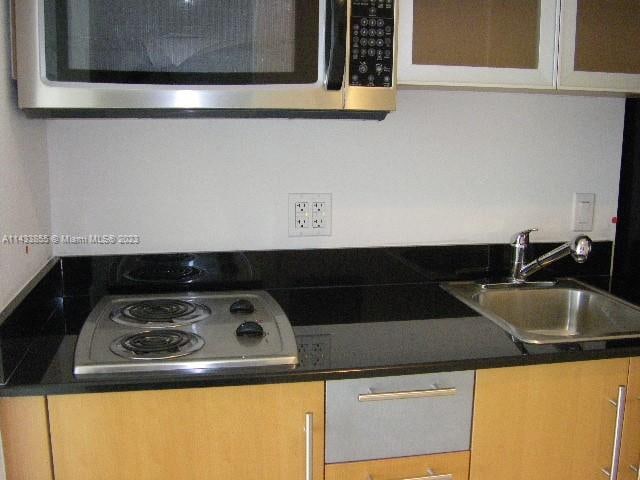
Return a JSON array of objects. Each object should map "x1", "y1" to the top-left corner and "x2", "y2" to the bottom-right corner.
[{"x1": 442, "y1": 279, "x2": 640, "y2": 344}]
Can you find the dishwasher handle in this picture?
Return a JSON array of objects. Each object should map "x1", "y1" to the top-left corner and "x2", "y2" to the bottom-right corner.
[{"x1": 358, "y1": 386, "x2": 456, "y2": 402}]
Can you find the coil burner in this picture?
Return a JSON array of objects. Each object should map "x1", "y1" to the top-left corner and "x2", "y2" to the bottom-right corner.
[
  {"x1": 111, "y1": 299, "x2": 210, "y2": 328},
  {"x1": 110, "y1": 330, "x2": 205, "y2": 360}
]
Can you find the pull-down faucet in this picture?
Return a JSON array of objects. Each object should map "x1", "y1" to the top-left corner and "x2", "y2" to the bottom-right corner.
[{"x1": 507, "y1": 228, "x2": 592, "y2": 284}]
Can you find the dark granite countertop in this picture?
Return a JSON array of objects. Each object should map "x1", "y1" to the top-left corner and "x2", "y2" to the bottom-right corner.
[
  {"x1": 5, "y1": 282, "x2": 640, "y2": 397},
  {"x1": 3, "y1": 244, "x2": 640, "y2": 397}
]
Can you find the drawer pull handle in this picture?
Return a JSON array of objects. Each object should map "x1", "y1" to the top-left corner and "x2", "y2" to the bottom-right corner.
[
  {"x1": 305, "y1": 412, "x2": 313, "y2": 480},
  {"x1": 367, "y1": 469, "x2": 453, "y2": 480},
  {"x1": 358, "y1": 387, "x2": 456, "y2": 402},
  {"x1": 601, "y1": 386, "x2": 626, "y2": 480}
]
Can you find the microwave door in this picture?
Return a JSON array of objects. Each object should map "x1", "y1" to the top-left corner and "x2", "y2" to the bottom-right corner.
[{"x1": 15, "y1": 0, "x2": 345, "y2": 112}]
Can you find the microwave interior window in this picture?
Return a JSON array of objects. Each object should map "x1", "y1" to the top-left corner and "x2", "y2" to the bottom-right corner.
[{"x1": 43, "y1": 0, "x2": 319, "y2": 84}]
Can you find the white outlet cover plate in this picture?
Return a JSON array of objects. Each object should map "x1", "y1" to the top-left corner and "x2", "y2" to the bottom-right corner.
[
  {"x1": 288, "y1": 193, "x2": 332, "y2": 237},
  {"x1": 572, "y1": 192, "x2": 595, "y2": 232}
]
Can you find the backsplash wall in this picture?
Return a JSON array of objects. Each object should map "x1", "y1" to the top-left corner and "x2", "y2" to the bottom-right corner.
[{"x1": 48, "y1": 90, "x2": 625, "y2": 255}]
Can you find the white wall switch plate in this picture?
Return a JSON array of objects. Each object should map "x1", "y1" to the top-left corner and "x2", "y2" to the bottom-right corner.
[
  {"x1": 572, "y1": 193, "x2": 595, "y2": 232},
  {"x1": 289, "y1": 193, "x2": 332, "y2": 237}
]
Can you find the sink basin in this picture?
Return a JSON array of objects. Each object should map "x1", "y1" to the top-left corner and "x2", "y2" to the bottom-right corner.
[{"x1": 442, "y1": 279, "x2": 640, "y2": 344}]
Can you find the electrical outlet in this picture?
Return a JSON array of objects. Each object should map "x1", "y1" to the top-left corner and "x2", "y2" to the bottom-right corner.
[{"x1": 289, "y1": 193, "x2": 332, "y2": 237}]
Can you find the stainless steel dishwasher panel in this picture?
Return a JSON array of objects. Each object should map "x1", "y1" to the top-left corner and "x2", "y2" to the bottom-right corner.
[{"x1": 325, "y1": 371, "x2": 475, "y2": 463}]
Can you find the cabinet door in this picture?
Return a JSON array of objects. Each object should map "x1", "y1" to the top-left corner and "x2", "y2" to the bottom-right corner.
[
  {"x1": 470, "y1": 359, "x2": 629, "y2": 480},
  {"x1": 558, "y1": 0, "x2": 640, "y2": 93},
  {"x1": 398, "y1": 0, "x2": 559, "y2": 88},
  {"x1": 325, "y1": 451, "x2": 470, "y2": 480},
  {"x1": 47, "y1": 382, "x2": 324, "y2": 480},
  {"x1": 0, "y1": 396, "x2": 54, "y2": 480},
  {"x1": 620, "y1": 357, "x2": 640, "y2": 480}
]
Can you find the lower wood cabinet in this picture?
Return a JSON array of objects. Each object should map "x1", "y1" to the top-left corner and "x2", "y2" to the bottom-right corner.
[
  {"x1": 4, "y1": 360, "x2": 640, "y2": 480},
  {"x1": 325, "y1": 451, "x2": 470, "y2": 480},
  {"x1": 0, "y1": 396, "x2": 54, "y2": 480},
  {"x1": 620, "y1": 357, "x2": 640, "y2": 480},
  {"x1": 47, "y1": 381, "x2": 324, "y2": 480},
  {"x1": 470, "y1": 358, "x2": 630, "y2": 480}
]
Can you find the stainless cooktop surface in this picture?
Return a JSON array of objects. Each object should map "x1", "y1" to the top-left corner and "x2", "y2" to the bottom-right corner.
[{"x1": 74, "y1": 290, "x2": 298, "y2": 376}]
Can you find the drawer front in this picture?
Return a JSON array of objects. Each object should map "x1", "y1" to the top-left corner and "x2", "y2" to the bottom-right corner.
[
  {"x1": 326, "y1": 371, "x2": 474, "y2": 463},
  {"x1": 325, "y1": 451, "x2": 470, "y2": 480}
]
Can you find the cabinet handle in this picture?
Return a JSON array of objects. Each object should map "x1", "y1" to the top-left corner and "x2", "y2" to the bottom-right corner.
[
  {"x1": 601, "y1": 386, "x2": 627, "y2": 480},
  {"x1": 367, "y1": 469, "x2": 453, "y2": 480},
  {"x1": 358, "y1": 387, "x2": 456, "y2": 402},
  {"x1": 305, "y1": 412, "x2": 313, "y2": 480},
  {"x1": 9, "y1": 0, "x2": 17, "y2": 80}
]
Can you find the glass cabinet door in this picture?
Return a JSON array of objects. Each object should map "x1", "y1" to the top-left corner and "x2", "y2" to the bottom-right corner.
[
  {"x1": 558, "y1": 0, "x2": 640, "y2": 93},
  {"x1": 398, "y1": 0, "x2": 559, "y2": 88}
]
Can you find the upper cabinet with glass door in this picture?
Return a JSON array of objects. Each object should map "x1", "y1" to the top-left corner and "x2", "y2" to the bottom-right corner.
[
  {"x1": 398, "y1": 0, "x2": 560, "y2": 89},
  {"x1": 558, "y1": 0, "x2": 640, "y2": 93}
]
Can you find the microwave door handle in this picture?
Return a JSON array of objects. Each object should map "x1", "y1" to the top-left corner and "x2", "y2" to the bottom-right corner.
[{"x1": 325, "y1": 0, "x2": 347, "y2": 90}]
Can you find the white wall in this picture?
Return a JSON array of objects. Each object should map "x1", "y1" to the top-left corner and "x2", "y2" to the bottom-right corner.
[
  {"x1": 48, "y1": 90, "x2": 625, "y2": 256},
  {"x1": 0, "y1": 3, "x2": 51, "y2": 310}
]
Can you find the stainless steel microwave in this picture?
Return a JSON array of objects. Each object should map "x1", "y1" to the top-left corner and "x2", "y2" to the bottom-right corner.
[{"x1": 11, "y1": 0, "x2": 397, "y2": 117}]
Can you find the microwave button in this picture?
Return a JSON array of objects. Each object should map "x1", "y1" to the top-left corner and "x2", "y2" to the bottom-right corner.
[
  {"x1": 369, "y1": 29, "x2": 376, "y2": 37},
  {"x1": 368, "y1": 74, "x2": 376, "y2": 83},
  {"x1": 377, "y1": 28, "x2": 385, "y2": 37},
  {"x1": 368, "y1": 38, "x2": 376, "y2": 47},
  {"x1": 369, "y1": 7, "x2": 377, "y2": 15},
  {"x1": 376, "y1": 39, "x2": 384, "y2": 47},
  {"x1": 368, "y1": 48, "x2": 376, "y2": 57},
  {"x1": 377, "y1": 19, "x2": 385, "y2": 27},
  {"x1": 361, "y1": 27, "x2": 368, "y2": 36},
  {"x1": 385, "y1": 26, "x2": 393, "y2": 34},
  {"x1": 385, "y1": 37, "x2": 392, "y2": 47},
  {"x1": 358, "y1": 63, "x2": 369, "y2": 74},
  {"x1": 360, "y1": 18, "x2": 369, "y2": 26},
  {"x1": 384, "y1": 49, "x2": 392, "y2": 59},
  {"x1": 351, "y1": 74, "x2": 359, "y2": 83},
  {"x1": 360, "y1": 37, "x2": 368, "y2": 47}
]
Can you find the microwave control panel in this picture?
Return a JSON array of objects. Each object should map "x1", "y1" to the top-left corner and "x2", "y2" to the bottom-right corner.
[{"x1": 349, "y1": 0, "x2": 395, "y2": 88}]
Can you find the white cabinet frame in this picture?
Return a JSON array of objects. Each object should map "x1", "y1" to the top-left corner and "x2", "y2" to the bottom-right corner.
[
  {"x1": 557, "y1": 0, "x2": 640, "y2": 93},
  {"x1": 398, "y1": 0, "x2": 560, "y2": 89}
]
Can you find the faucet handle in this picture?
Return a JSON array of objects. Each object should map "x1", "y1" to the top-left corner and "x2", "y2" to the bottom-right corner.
[{"x1": 511, "y1": 228, "x2": 538, "y2": 246}]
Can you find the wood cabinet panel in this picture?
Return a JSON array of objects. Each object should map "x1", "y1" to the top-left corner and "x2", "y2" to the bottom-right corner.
[
  {"x1": 326, "y1": 451, "x2": 470, "y2": 480},
  {"x1": 620, "y1": 357, "x2": 640, "y2": 480},
  {"x1": 48, "y1": 382, "x2": 324, "y2": 480},
  {"x1": 0, "y1": 396, "x2": 54, "y2": 480},
  {"x1": 470, "y1": 358, "x2": 629, "y2": 480}
]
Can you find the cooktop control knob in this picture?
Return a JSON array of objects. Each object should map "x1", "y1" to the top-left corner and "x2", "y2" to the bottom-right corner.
[
  {"x1": 230, "y1": 299, "x2": 255, "y2": 314},
  {"x1": 236, "y1": 321, "x2": 264, "y2": 338}
]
